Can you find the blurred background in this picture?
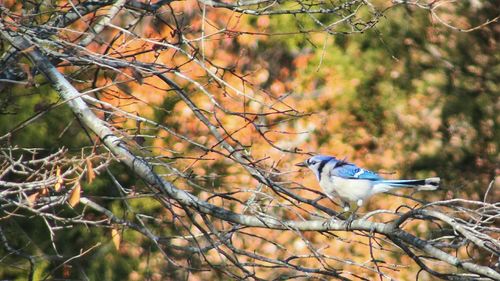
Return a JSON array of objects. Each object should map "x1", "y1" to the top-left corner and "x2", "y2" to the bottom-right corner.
[{"x1": 0, "y1": 0, "x2": 498, "y2": 280}]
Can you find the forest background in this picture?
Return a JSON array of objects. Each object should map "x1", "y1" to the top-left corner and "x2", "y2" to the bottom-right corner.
[{"x1": 0, "y1": 0, "x2": 498, "y2": 280}]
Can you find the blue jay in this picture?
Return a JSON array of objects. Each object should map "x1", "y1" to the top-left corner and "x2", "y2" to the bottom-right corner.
[{"x1": 296, "y1": 155, "x2": 440, "y2": 212}]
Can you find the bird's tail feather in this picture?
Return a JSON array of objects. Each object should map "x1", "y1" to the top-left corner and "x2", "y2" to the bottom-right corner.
[{"x1": 380, "y1": 177, "x2": 440, "y2": 191}]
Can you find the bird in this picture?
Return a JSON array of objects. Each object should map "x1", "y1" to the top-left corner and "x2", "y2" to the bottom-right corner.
[{"x1": 296, "y1": 155, "x2": 440, "y2": 214}]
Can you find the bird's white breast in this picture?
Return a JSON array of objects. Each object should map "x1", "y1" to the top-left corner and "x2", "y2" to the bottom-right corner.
[{"x1": 319, "y1": 176, "x2": 373, "y2": 203}]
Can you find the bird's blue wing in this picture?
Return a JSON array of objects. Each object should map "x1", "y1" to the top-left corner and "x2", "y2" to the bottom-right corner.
[{"x1": 331, "y1": 164, "x2": 382, "y2": 181}]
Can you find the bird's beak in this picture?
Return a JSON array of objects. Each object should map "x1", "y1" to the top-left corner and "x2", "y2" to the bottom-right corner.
[{"x1": 295, "y1": 161, "x2": 307, "y2": 167}]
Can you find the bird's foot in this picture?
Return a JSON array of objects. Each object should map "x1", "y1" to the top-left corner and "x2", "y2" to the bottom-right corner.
[{"x1": 333, "y1": 202, "x2": 351, "y2": 219}]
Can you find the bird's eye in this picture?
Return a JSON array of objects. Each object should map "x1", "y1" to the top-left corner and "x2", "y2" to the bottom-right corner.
[{"x1": 309, "y1": 160, "x2": 316, "y2": 165}]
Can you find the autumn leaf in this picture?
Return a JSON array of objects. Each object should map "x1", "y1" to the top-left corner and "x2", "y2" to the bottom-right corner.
[
  {"x1": 111, "y1": 228, "x2": 121, "y2": 250},
  {"x1": 68, "y1": 181, "x2": 81, "y2": 207},
  {"x1": 62, "y1": 264, "x2": 72, "y2": 278},
  {"x1": 27, "y1": 193, "x2": 38, "y2": 207},
  {"x1": 39, "y1": 186, "x2": 49, "y2": 196},
  {"x1": 86, "y1": 158, "x2": 95, "y2": 184},
  {"x1": 54, "y1": 166, "x2": 63, "y2": 191}
]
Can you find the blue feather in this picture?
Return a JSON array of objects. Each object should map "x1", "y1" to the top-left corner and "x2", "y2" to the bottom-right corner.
[{"x1": 332, "y1": 164, "x2": 383, "y2": 181}]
